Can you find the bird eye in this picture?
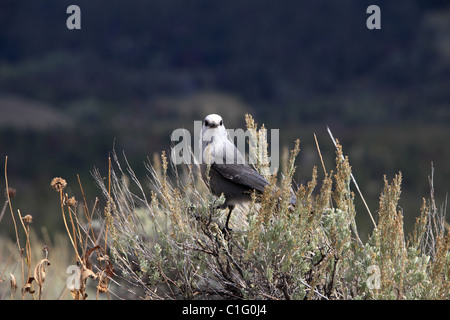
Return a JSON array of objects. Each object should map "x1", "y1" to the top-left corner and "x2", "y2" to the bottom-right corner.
[
  {"x1": 204, "y1": 120, "x2": 209, "y2": 126},
  {"x1": 220, "y1": 120, "x2": 223, "y2": 126}
]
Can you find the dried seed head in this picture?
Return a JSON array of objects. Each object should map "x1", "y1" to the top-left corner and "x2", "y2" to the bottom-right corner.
[
  {"x1": 42, "y1": 245, "x2": 49, "y2": 259},
  {"x1": 22, "y1": 277, "x2": 35, "y2": 295},
  {"x1": 51, "y1": 177, "x2": 67, "y2": 192},
  {"x1": 34, "y1": 258, "x2": 51, "y2": 287},
  {"x1": 5, "y1": 187, "x2": 16, "y2": 199},
  {"x1": 64, "y1": 195, "x2": 77, "y2": 208},
  {"x1": 22, "y1": 214, "x2": 33, "y2": 224},
  {"x1": 10, "y1": 273, "x2": 17, "y2": 293}
]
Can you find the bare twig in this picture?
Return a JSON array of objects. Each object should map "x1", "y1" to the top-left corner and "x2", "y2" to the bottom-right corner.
[{"x1": 327, "y1": 126, "x2": 377, "y2": 230}]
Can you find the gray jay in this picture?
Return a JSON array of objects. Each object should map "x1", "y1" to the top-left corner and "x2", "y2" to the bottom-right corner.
[{"x1": 199, "y1": 114, "x2": 295, "y2": 231}]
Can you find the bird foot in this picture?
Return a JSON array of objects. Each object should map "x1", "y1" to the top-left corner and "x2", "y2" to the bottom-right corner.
[{"x1": 221, "y1": 225, "x2": 233, "y2": 237}]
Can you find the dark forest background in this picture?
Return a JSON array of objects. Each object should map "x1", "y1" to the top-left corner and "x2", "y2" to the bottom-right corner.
[{"x1": 0, "y1": 0, "x2": 449, "y2": 239}]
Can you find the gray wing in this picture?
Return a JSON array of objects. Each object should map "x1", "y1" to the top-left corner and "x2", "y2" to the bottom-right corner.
[{"x1": 210, "y1": 163, "x2": 269, "y2": 194}]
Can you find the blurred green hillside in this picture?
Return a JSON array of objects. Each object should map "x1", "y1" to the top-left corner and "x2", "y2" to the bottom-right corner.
[{"x1": 0, "y1": 0, "x2": 449, "y2": 239}]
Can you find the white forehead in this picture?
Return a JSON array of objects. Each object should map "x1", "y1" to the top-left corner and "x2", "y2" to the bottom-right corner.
[{"x1": 204, "y1": 114, "x2": 223, "y2": 124}]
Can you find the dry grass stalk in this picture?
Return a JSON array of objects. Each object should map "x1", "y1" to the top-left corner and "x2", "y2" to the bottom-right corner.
[{"x1": 49, "y1": 176, "x2": 114, "y2": 300}]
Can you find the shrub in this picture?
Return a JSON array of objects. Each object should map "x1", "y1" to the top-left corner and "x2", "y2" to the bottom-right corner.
[{"x1": 93, "y1": 115, "x2": 448, "y2": 300}]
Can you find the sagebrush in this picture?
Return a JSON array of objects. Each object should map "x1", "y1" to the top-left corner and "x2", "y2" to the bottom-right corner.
[{"x1": 93, "y1": 114, "x2": 448, "y2": 300}]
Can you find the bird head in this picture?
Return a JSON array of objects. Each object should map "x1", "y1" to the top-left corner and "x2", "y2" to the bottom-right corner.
[
  {"x1": 201, "y1": 114, "x2": 227, "y2": 137},
  {"x1": 200, "y1": 114, "x2": 228, "y2": 162},
  {"x1": 203, "y1": 114, "x2": 224, "y2": 128}
]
